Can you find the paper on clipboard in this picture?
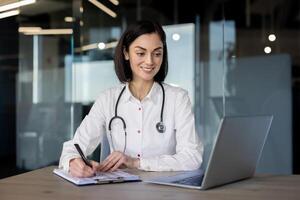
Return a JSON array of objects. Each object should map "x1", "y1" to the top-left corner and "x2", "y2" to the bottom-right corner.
[{"x1": 53, "y1": 168, "x2": 140, "y2": 186}]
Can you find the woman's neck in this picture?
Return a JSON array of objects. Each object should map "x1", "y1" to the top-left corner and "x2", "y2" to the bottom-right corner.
[{"x1": 129, "y1": 80, "x2": 154, "y2": 101}]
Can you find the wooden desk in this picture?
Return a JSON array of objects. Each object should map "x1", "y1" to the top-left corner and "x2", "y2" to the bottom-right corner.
[{"x1": 0, "y1": 166, "x2": 299, "y2": 200}]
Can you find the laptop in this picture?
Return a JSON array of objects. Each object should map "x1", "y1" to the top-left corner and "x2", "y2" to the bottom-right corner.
[{"x1": 145, "y1": 115, "x2": 273, "y2": 190}]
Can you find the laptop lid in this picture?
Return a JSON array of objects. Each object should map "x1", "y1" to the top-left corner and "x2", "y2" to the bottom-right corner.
[
  {"x1": 145, "y1": 115, "x2": 273, "y2": 190},
  {"x1": 201, "y1": 115, "x2": 273, "y2": 189}
]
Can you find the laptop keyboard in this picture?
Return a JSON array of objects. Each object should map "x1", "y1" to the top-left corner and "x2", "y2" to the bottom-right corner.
[{"x1": 172, "y1": 175, "x2": 203, "y2": 186}]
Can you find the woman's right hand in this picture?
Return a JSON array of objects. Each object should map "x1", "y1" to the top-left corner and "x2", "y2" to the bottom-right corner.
[{"x1": 69, "y1": 158, "x2": 99, "y2": 177}]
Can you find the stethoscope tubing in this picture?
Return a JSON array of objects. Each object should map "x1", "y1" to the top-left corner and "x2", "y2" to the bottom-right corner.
[{"x1": 108, "y1": 82, "x2": 165, "y2": 153}]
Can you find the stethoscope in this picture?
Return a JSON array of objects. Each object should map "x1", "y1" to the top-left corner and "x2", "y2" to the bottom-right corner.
[{"x1": 108, "y1": 82, "x2": 166, "y2": 153}]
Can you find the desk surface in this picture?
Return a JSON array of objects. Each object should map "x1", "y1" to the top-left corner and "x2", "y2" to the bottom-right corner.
[{"x1": 0, "y1": 166, "x2": 299, "y2": 200}]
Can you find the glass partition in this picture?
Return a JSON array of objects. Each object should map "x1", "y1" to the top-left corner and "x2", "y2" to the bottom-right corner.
[
  {"x1": 221, "y1": 1, "x2": 294, "y2": 174},
  {"x1": 16, "y1": 0, "x2": 80, "y2": 170},
  {"x1": 224, "y1": 54, "x2": 292, "y2": 174}
]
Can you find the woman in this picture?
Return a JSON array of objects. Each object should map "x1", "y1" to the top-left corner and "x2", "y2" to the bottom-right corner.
[{"x1": 59, "y1": 20, "x2": 203, "y2": 178}]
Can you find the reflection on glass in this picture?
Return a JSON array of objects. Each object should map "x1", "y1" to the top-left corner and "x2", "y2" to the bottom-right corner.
[{"x1": 16, "y1": 0, "x2": 78, "y2": 170}]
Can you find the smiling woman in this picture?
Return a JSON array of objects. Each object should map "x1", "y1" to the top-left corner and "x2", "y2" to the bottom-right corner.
[
  {"x1": 58, "y1": 20, "x2": 203, "y2": 178},
  {"x1": 124, "y1": 34, "x2": 163, "y2": 100}
]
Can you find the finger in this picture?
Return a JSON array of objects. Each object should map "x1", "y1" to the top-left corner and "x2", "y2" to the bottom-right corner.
[
  {"x1": 98, "y1": 155, "x2": 114, "y2": 170},
  {"x1": 77, "y1": 159, "x2": 95, "y2": 174},
  {"x1": 70, "y1": 158, "x2": 95, "y2": 177},
  {"x1": 99, "y1": 155, "x2": 121, "y2": 172},
  {"x1": 72, "y1": 166, "x2": 94, "y2": 177},
  {"x1": 97, "y1": 158, "x2": 112, "y2": 171},
  {"x1": 109, "y1": 157, "x2": 125, "y2": 172},
  {"x1": 98, "y1": 152, "x2": 120, "y2": 171},
  {"x1": 90, "y1": 160, "x2": 100, "y2": 172},
  {"x1": 101, "y1": 156, "x2": 121, "y2": 172},
  {"x1": 70, "y1": 163, "x2": 88, "y2": 178},
  {"x1": 100, "y1": 151, "x2": 122, "y2": 166},
  {"x1": 82, "y1": 165, "x2": 95, "y2": 177},
  {"x1": 99, "y1": 154, "x2": 123, "y2": 172},
  {"x1": 69, "y1": 158, "x2": 84, "y2": 176}
]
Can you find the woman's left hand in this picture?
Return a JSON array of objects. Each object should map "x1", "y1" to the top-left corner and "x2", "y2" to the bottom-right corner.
[{"x1": 97, "y1": 151, "x2": 140, "y2": 172}]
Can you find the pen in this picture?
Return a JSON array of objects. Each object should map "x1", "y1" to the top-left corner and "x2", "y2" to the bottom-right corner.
[{"x1": 74, "y1": 143, "x2": 93, "y2": 168}]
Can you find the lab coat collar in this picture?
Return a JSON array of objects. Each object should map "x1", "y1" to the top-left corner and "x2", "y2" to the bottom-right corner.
[{"x1": 122, "y1": 82, "x2": 160, "y2": 105}]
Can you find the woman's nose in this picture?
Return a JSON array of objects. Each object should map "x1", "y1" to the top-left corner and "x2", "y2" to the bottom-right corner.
[{"x1": 145, "y1": 54, "x2": 154, "y2": 65}]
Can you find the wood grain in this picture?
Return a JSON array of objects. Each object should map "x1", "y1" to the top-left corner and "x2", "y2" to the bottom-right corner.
[{"x1": 0, "y1": 166, "x2": 299, "y2": 200}]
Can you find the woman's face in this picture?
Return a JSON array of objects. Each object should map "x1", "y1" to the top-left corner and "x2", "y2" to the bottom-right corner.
[{"x1": 124, "y1": 33, "x2": 163, "y2": 83}]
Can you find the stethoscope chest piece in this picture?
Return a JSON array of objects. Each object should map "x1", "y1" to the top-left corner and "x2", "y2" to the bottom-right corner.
[{"x1": 156, "y1": 121, "x2": 166, "y2": 133}]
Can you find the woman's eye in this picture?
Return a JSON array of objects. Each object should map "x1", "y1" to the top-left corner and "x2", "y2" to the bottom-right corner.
[
  {"x1": 136, "y1": 52, "x2": 145, "y2": 56},
  {"x1": 154, "y1": 52, "x2": 162, "y2": 57}
]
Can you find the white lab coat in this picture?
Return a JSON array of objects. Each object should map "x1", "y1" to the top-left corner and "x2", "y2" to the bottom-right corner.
[{"x1": 59, "y1": 82, "x2": 203, "y2": 172}]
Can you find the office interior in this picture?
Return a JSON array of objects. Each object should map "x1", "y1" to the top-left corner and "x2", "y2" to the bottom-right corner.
[{"x1": 0, "y1": 0, "x2": 299, "y2": 179}]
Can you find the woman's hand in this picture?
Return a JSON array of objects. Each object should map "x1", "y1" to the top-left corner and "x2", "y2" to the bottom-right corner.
[
  {"x1": 69, "y1": 158, "x2": 99, "y2": 177},
  {"x1": 97, "y1": 151, "x2": 140, "y2": 172}
]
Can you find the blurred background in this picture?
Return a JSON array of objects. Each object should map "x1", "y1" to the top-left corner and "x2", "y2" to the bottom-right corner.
[{"x1": 0, "y1": 0, "x2": 299, "y2": 178}]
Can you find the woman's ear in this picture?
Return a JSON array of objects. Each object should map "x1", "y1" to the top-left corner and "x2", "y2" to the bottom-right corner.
[{"x1": 123, "y1": 48, "x2": 129, "y2": 60}]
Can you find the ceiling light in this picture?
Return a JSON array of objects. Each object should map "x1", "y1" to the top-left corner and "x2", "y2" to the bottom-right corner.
[
  {"x1": 22, "y1": 29, "x2": 73, "y2": 35},
  {"x1": 109, "y1": 0, "x2": 119, "y2": 6},
  {"x1": 98, "y1": 42, "x2": 106, "y2": 49},
  {"x1": 264, "y1": 46, "x2": 271, "y2": 54},
  {"x1": 0, "y1": 0, "x2": 36, "y2": 12},
  {"x1": 64, "y1": 17, "x2": 74, "y2": 22},
  {"x1": 172, "y1": 33, "x2": 180, "y2": 41},
  {"x1": 0, "y1": 9, "x2": 20, "y2": 19},
  {"x1": 75, "y1": 41, "x2": 118, "y2": 52},
  {"x1": 89, "y1": 0, "x2": 117, "y2": 18},
  {"x1": 105, "y1": 41, "x2": 118, "y2": 49},
  {"x1": 75, "y1": 43, "x2": 98, "y2": 52},
  {"x1": 18, "y1": 27, "x2": 42, "y2": 33},
  {"x1": 268, "y1": 34, "x2": 276, "y2": 42}
]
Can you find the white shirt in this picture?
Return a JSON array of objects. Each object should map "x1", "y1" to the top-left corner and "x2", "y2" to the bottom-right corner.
[{"x1": 59, "y1": 82, "x2": 203, "y2": 172}]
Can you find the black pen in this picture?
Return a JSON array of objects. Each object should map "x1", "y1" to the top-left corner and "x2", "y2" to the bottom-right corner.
[{"x1": 74, "y1": 143, "x2": 93, "y2": 168}]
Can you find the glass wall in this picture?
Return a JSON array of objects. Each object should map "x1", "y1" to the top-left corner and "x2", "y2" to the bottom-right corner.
[
  {"x1": 223, "y1": 1, "x2": 295, "y2": 174},
  {"x1": 0, "y1": 0, "x2": 299, "y2": 177},
  {"x1": 16, "y1": 0, "x2": 80, "y2": 169}
]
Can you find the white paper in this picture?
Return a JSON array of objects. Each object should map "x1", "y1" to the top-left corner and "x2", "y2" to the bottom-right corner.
[{"x1": 53, "y1": 168, "x2": 140, "y2": 186}]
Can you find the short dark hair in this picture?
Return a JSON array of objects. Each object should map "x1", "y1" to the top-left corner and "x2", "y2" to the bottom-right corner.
[{"x1": 114, "y1": 20, "x2": 168, "y2": 83}]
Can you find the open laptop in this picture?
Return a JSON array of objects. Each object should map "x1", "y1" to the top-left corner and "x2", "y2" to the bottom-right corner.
[{"x1": 145, "y1": 115, "x2": 273, "y2": 190}]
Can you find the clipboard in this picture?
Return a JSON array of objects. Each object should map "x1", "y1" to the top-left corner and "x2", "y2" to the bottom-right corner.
[{"x1": 53, "y1": 168, "x2": 141, "y2": 186}]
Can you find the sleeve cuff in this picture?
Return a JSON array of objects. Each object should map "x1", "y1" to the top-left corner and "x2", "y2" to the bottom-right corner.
[
  {"x1": 138, "y1": 157, "x2": 159, "y2": 171},
  {"x1": 59, "y1": 155, "x2": 80, "y2": 172}
]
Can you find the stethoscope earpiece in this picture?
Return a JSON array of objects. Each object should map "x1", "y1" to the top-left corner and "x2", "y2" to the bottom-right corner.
[{"x1": 156, "y1": 121, "x2": 166, "y2": 133}]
